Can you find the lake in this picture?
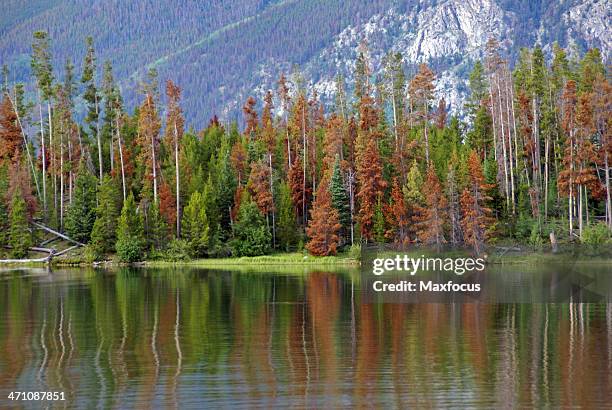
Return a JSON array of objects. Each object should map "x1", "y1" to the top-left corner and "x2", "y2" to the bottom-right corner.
[{"x1": 0, "y1": 266, "x2": 611, "y2": 408}]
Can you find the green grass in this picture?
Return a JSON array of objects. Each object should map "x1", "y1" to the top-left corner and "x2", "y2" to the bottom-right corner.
[{"x1": 145, "y1": 252, "x2": 359, "y2": 267}]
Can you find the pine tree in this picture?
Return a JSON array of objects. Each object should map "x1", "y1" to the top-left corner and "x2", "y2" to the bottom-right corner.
[
  {"x1": 158, "y1": 180, "x2": 176, "y2": 234},
  {"x1": 384, "y1": 177, "x2": 408, "y2": 244},
  {"x1": 8, "y1": 195, "x2": 32, "y2": 258},
  {"x1": 329, "y1": 157, "x2": 350, "y2": 231},
  {"x1": 373, "y1": 196, "x2": 386, "y2": 243},
  {"x1": 247, "y1": 160, "x2": 275, "y2": 218},
  {"x1": 146, "y1": 200, "x2": 168, "y2": 250},
  {"x1": 403, "y1": 161, "x2": 424, "y2": 242},
  {"x1": 116, "y1": 193, "x2": 145, "y2": 262},
  {"x1": 31, "y1": 31, "x2": 54, "y2": 213},
  {"x1": 0, "y1": 95, "x2": 22, "y2": 165},
  {"x1": 356, "y1": 138, "x2": 386, "y2": 241},
  {"x1": 460, "y1": 151, "x2": 494, "y2": 255},
  {"x1": 90, "y1": 175, "x2": 121, "y2": 256},
  {"x1": 165, "y1": 79, "x2": 184, "y2": 236},
  {"x1": 231, "y1": 197, "x2": 271, "y2": 257},
  {"x1": 0, "y1": 195, "x2": 7, "y2": 248},
  {"x1": 65, "y1": 162, "x2": 97, "y2": 243},
  {"x1": 277, "y1": 181, "x2": 297, "y2": 251},
  {"x1": 136, "y1": 93, "x2": 161, "y2": 202},
  {"x1": 417, "y1": 165, "x2": 448, "y2": 249},
  {"x1": 446, "y1": 163, "x2": 463, "y2": 246},
  {"x1": 408, "y1": 63, "x2": 435, "y2": 162},
  {"x1": 306, "y1": 184, "x2": 341, "y2": 256},
  {"x1": 182, "y1": 191, "x2": 210, "y2": 257},
  {"x1": 81, "y1": 36, "x2": 102, "y2": 179}
]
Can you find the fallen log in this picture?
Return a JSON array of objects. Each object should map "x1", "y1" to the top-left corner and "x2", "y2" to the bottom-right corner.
[
  {"x1": 0, "y1": 247, "x2": 54, "y2": 264},
  {"x1": 53, "y1": 245, "x2": 80, "y2": 257},
  {"x1": 40, "y1": 236, "x2": 61, "y2": 246},
  {"x1": 32, "y1": 222, "x2": 85, "y2": 247}
]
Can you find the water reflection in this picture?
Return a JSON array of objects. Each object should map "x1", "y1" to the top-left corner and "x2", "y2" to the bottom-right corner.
[{"x1": 0, "y1": 267, "x2": 610, "y2": 408}]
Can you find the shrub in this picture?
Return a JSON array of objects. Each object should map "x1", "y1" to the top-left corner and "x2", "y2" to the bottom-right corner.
[
  {"x1": 581, "y1": 223, "x2": 611, "y2": 246},
  {"x1": 163, "y1": 239, "x2": 192, "y2": 262},
  {"x1": 348, "y1": 243, "x2": 362, "y2": 260},
  {"x1": 528, "y1": 223, "x2": 544, "y2": 249},
  {"x1": 116, "y1": 236, "x2": 146, "y2": 263}
]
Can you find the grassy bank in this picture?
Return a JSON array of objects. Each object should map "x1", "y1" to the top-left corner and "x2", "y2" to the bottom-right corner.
[
  {"x1": 144, "y1": 252, "x2": 360, "y2": 267},
  {"x1": 3, "y1": 243, "x2": 611, "y2": 269}
]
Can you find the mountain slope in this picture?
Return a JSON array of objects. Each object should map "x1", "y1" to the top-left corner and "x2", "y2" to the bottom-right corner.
[{"x1": 0, "y1": 0, "x2": 609, "y2": 126}]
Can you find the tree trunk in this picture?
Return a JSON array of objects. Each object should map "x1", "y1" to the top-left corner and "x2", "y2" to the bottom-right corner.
[
  {"x1": 116, "y1": 115, "x2": 127, "y2": 202},
  {"x1": 95, "y1": 94, "x2": 102, "y2": 180},
  {"x1": 174, "y1": 122, "x2": 181, "y2": 238},
  {"x1": 38, "y1": 90, "x2": 47, "y2": 214},
  {"x1": 605, "y1": 150, "x2": 611, "y2": 228},
  {"x1": 302, "y1": 103, "x2": 307, "y2": 227}
]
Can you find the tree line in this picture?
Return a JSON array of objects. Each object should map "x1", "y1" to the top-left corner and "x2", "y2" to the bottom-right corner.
[{"x1": 0, "y1": 33, "x2": 610, "y2": 261}]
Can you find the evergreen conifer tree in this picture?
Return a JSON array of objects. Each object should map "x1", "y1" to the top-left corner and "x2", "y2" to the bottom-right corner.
[
  {"x1": 9, "y1": 195, "x2": 32, "y2": 258},
  {"x1": 231, "y1": 198, "x2": 271, "y2": 257},
  {"x1": 329, "y1": 157, "x2": 350, "y2": 231},
  {"x1": 116, "y1": 193, "x2": 145, "y2": 262},
  {"x1": 65, "y1": 163, "x2": 97, "y2": 242},
  {"x1": 182, "y1": 191, "x2": 210, "y2": 257},
  {"x1": 277, "y1": 182, "x2": 297, "y2": 251},
  {"x1": 90, "y1": 175, "x2": 121, "y2": 256}
]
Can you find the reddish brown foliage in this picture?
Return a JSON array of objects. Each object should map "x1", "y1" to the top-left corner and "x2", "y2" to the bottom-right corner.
[
  {"x1": 230, "y1": 140, "x2": 248, "y2": 185},
  {"x1": 243, "y1": 96, "x2": 258, "y2": 138},
  {"x1": 288, "y1": 157, "x2": 311, "y2": 220},
  {"x1": 384, "y1": 177, "x2": 409, "y2": 245},
  {"x1": 247, "y1": 160, "x2": 274, "y2": 215},
  {"x1": 356, "y1": 138, "x2": 386, "y2": 241},
  {"x1": 159, "y1": 180, "x2": 176, "y2": 232},
  {"x1": 0, "y1": 95, "x2": 22, "y2": 165},
  {"x1": 6, "y1": 154, "x2": 37, "y2": 218},
  {"x1": 306, "y1": 184, "x2": 341, "y2": 256},
  {"x1": 460, "y1": 151, "x2": 494, "y2": 255},
  {"x1": 136, "y1": 93, "x2": 161, "y2": 196},
  {"x1": 260, "y1": 91, "x2": 276, "y2": 154},
  {"x1": 231, "y1": 185, "x2": 244, "y2": 223},
  {"x1": 435, "y1": 97, "x2": 447, "y2": 129},
  {"x1": 417, "y1": 165, "x2": 448, "y2": 247}
]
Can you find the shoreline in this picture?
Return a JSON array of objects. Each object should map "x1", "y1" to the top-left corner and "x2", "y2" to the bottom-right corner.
[{"x1": 2, "y1": 248, "x2": 611, "y2": 269}]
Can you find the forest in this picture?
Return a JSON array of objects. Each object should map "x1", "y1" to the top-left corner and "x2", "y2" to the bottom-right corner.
[{"x1": 0, "y1": 33, "x2": 610, "y2": 262}]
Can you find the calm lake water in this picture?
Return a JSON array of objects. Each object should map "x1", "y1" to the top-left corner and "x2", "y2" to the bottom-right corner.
[{"x1": 0, "y1": 266, "x2": 611, "y2": 408}]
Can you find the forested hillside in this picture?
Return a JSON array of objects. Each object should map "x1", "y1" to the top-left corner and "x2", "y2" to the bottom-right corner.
[
  {"x1": 0, "y1": 30, "x2": 610, "y2": 262},
  {"x1": 0, "y1": 0, "x2": 609, "y2": 127}
]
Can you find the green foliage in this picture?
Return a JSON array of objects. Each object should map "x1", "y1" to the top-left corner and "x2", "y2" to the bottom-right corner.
[
  {"x1": 528, "y1": 223, "x2": 544, "y2": 249},
  {"x1": 277, "y1": 182, "x2": 297, "y2": 251},
  {"x1": 116, "y1": 194, "x2": 145, "y2": 262},
  {"x1": 8, "y1": 195, "x2": 32, "y2": 258},
  {"x1": 145, "y1": 201, "x2": 168, "y2": 250},
  {"x1": 329, "y1": 158, "x2": 350, "y2": 229},
  {"x1": 211, "y1": 139, "x2": 237, "y2": 231},
  {"x1": 348, "y1": 243, "x2": 361, "y2": 260},
  {"x1": 163, "y1": 238, "x2": 192, "y2": 262},
  {"x1": 182, "y1": 191, "x2": 210, "y2": 257},
  {"x1": 468, "y1": 60, "x2": 487, "y2": 104},
  {"x1": 65, "y1": 163, "x2": 97, "y2": 243},
  {"x1": 0, "y1": 170, "x2": 8, "y2": 247},
  {"x1": 581, "y1": 223, "x2": 611, "y2": 246},
  {"x1": 467, "y1": 105, "x2": 491, "y2": 154},
  {"x1": 373, "y1": 197, "x2": 386, "y2": 243},
  {"x1": 514, "y1": 215, "x2": 535, "y2": 240},
  {"x1": 231, "y1": 199, "x2": 271, "y2": 257},
  {"x1": 403, "y1": 161, "x2": 424, "y2": 206},
  {"x1": 90, "y1": 176, "x2": 121, "y2": 257}
]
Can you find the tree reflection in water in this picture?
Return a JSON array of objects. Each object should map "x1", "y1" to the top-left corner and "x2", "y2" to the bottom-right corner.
[{"x1": 0, "y1": 267, "x2": 610, "y2": 408}]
